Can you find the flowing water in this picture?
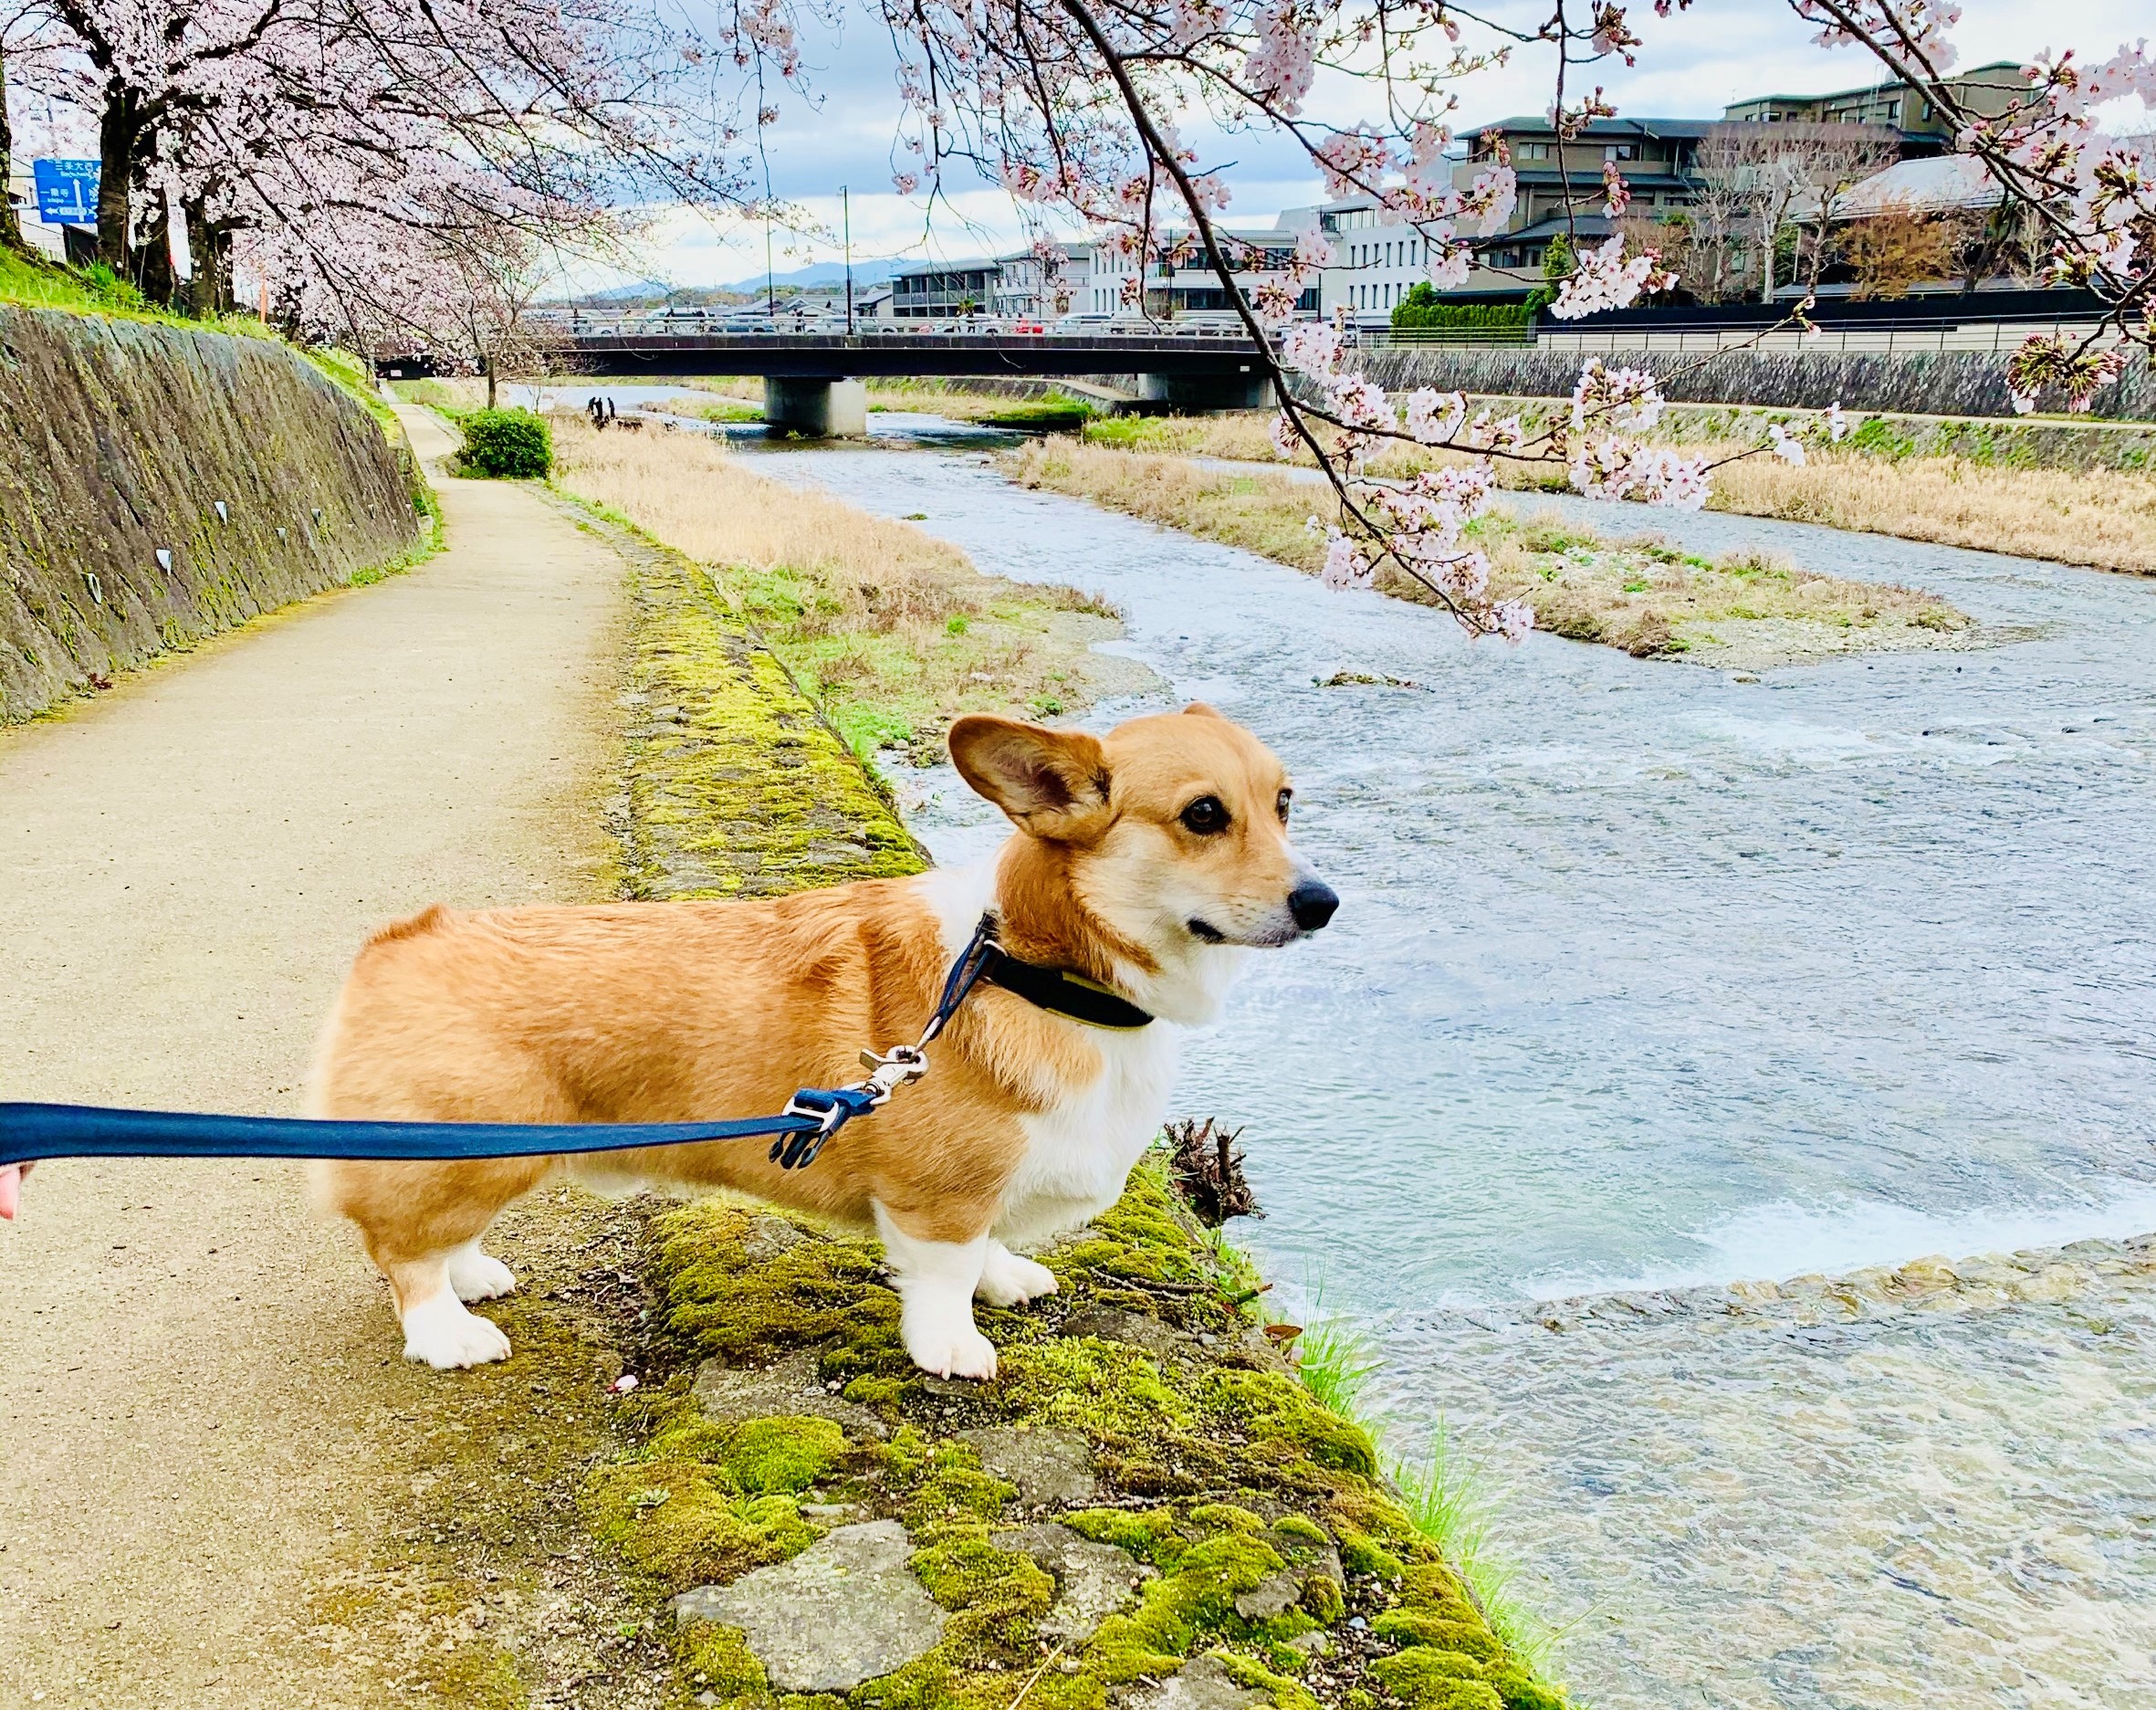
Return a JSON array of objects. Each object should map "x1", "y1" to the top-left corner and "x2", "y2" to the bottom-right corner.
[{"x1": 591, "y1": 398, "x2": 2156, "y2": 1705}]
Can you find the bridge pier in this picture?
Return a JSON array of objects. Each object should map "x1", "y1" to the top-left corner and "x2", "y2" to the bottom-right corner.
[
  {"x1": 764, "y1": 376, "x2": 868, "y2": 438},
  {"x1": 1136, "y1": 371, "x2": 1273, "y2": 413}
]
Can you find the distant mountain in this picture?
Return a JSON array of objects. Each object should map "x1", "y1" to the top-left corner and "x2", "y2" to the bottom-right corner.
[{"x1": 715, "y1": 260, "x2": 901, "y2": 293}]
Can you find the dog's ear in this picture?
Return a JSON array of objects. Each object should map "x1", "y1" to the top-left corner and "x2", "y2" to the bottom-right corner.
[
  {"x1": 948, "y1": 716, "x2": 1110, "y2": 839},
  {"x1": 1182, "y1": 701, "x2": 1225, "y2": 719}
]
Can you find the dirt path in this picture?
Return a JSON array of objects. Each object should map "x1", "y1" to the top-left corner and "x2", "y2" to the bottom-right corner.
[{"x1": 0, "y1": 406, "x2": 626, "y2": 1708}]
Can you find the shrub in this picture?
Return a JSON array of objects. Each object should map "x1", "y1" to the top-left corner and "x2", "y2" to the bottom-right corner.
[
  {"x1": 1391, "y1": 285, "x2": 1539, "y2": 335},
  {"x1": 459, "y1": 407, "x2": 552, "y2": 477}
]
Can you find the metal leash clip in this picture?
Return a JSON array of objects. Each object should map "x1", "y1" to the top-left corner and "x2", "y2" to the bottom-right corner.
[{"x1": 856, "y1": 1044, "x2": 929, "y2": 1104}]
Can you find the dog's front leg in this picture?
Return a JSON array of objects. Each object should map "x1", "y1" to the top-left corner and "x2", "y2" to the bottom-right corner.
[{"x1": 873, "y1": 1202, "x2": 998, "y2": 1380}]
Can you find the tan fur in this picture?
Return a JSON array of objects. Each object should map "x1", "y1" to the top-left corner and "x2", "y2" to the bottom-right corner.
[{"x1": 310, "y1": 707, "x2": 1327, "y2": 1374}]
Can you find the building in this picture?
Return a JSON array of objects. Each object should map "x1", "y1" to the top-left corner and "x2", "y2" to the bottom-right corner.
[
  {"x1": 1077, "y1": 226, "x2": 1318, "y2": 322},
  {"x1": 888, "y1": 260, "x2": 1000, "y2": 319},
  {"x1": 991, "y1": 242, "x2": 1090, "y2": 318},
  {"x1": 1722, "y1": 60, "x2": 2025, "y2": 151},
  {"x1": 1829, "y1": 153, "x2": 2003, "y2": 221},
  {"x1": 1286, "y1": 115, "x2": 1709, "y2": 320}
]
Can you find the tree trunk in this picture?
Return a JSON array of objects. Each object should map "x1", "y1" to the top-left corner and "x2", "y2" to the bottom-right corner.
[
  {"x1": 95, "y1": 87, "x2": 142, "y2": 271},
  {"x1": 135, "y1": 192, "x2": 175, "y2": 305},
  {"x1": 485, "y1": 353, "x2": 497, "y2": 409},
  {"x1": 0, "y1": 43, "x2": 33, "y2": 257}
]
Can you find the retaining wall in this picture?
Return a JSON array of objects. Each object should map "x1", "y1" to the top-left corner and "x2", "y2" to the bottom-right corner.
[
  {"x1": 0, "y1": 306, "x2": 429, "y2": 722},
  {"x1": 1347, "y1": 344, "x2": 2156, "y2": 422}
]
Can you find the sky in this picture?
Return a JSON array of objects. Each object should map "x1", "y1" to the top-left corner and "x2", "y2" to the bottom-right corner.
[{"x1": 621, "y1": 0, "x2": 2151, "y2": 293}]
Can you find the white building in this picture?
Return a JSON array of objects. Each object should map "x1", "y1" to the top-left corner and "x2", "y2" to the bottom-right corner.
[
  {"x1": 992, "y1": 242, "x2": 1090, "y2": 318},
  {"x1": 1073, "y1": 225, "x2": 1318, "y2": 323}
]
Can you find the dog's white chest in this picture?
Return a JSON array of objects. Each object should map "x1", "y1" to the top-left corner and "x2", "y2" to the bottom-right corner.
[{"x1": 996, "y1": 1025, "x2": 1181, "y2": 1245}]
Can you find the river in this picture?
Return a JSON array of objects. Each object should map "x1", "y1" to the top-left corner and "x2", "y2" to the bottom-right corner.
[{"x1": 540, "y1": 388, "x2": 2156, "y2": 1706}]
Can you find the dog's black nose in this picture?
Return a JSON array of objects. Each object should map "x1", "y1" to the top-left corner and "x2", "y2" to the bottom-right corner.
[{"x1": 1289, "y1": 880, "x2": 1340, "y2": 932}]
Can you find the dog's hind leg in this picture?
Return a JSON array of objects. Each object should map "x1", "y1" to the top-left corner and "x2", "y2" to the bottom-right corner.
[
  {"x1": 326, "y1": 1157, "x2": 554, "y2": 1369},
  {"x1": 445, "y1": 1239, "x2": 518, "y2": 1303},
  {"x1": 976, "y1": 1239, "x2": 1058, "y2": 1306}
]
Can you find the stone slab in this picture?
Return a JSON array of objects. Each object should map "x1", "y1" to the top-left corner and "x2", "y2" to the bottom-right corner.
[
  {"x1": 670, "y1": 1520, "x2": 945, "y2": 1693},
  {"x1": 958, "y1": 1425, "x2": 1099, "y2": 1507},
  {"x1": 693, "y1": 1347, "x2": 887, "y2": 1440},
  {"x1": 993, "y1": 1522, "x2": 1155, "y2": 1643}
]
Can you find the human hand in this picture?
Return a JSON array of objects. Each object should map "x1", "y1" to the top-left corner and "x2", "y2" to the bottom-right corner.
[{"x1": 0, "y1": 1162, "x2": 31, "y2": 1222}]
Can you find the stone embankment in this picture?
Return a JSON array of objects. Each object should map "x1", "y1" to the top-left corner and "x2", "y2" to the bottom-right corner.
[
  {"x1": 573, "y1": 520, "x2": 1569, "y2": 1710},
  {"x1": 0, "y1": 307, "x2": 428, "y2": 721},
  {"x1": 1345, "y1": 345, "x2": 2156, "y2": 424}
]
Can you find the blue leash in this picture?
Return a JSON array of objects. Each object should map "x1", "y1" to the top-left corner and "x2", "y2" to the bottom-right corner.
[{"x1": 0, "y1": 918, "x2": 999, "y2": 1174}]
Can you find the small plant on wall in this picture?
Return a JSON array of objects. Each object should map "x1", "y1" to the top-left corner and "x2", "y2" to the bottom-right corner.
[{"x1": 458, "y1": 408, "x2": 552, "y2": 478}]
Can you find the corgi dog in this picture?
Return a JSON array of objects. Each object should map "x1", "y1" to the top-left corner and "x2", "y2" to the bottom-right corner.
[{"x1": 309, "y1": 706, "x2": 1337, "y2": 1379}]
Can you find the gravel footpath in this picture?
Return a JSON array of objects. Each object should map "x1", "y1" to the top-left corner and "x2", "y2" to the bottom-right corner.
[{"x1": 0, "y1": 406, "x2": 625, "y2": 1708}]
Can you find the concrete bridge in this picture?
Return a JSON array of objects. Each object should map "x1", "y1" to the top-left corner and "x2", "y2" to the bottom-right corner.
[{"x1": 499, "y1": 327, "x2": 1280, "y2": 435}]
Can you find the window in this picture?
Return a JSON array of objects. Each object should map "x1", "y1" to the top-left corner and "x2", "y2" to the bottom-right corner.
[
  {"x1": 1605, "y1": 142, "x2": 1638, "y2": 162},
  {"x1": 1519, "y1": 142, "x2": 1551, "y2": 162}
]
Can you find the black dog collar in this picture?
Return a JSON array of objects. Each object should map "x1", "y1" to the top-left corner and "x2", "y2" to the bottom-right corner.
[{"x1": 976, "y1": 942, "x2": 1156, "y2": 1031}]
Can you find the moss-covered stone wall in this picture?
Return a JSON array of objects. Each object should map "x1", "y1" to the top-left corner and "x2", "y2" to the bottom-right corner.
[{"x1": 0, "y1": 306, "x2": 428, "y2": 721}]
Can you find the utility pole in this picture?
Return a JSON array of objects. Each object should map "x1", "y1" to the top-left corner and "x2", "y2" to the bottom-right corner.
[
  {"x1": 843, "y1": 185, "x2": 854, "y2": 335},
  {"x1": 765, "y1": 217, "x2": 775, "y2": 323}
]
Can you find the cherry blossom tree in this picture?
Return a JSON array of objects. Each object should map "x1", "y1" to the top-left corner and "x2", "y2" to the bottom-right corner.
[
  {"x1": 815, "y1": 0, "x2": 2151, "y2": 638},
  {"x1": 11, "y1": 0, "x2": 2149, "y2": 634}
]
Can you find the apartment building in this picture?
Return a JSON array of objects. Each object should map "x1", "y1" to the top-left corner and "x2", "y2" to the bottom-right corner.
[
  {"x1": 991, "y1": 241, "x2": 1091, "y2": 318},
  {"x1": 1723, "y1": 59, "x2": 2025, "y2": 145},
  {"x1": 1079, "y1": 228, "x2": 1317, "y2": 320},
  {"x1": 888, "y1": 260, "x2": 1002, "y2": 318}
]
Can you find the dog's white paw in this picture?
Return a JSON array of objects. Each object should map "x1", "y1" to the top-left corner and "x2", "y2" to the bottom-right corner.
[
  {"x1": 977, "y1": 1244, "x2": 1059, "y2": 1307},
  {"x1": 446, "y1": 1243, "x2": 518, "y2": 1303},
  {"x1": 903, "y1": 1300, "x2": 999, "y2": 1380},
  {"x1": 402, "y1": 1293, "x2": 513, "y2": 1369}
]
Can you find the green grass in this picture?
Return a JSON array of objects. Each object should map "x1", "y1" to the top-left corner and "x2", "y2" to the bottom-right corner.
[
  {"x1": 1216, "y1": 1246, "x2": 1565, "y2": 1691},
  {"x1": 0, "y1": 247, "x2": 268, "y2": 338},
  {"x1": 980, "y1": 395, "x2": 1097, "y2": 431},
  {"x1": 1292, "y1": 1309, "x2": 1385, "y2": 1420},
  {"x1": 2, "y1": 247, "x2": 406, "y2": 448},
  {"x1": 389, "y1": 377, "x2": 476, "y2": 419}
]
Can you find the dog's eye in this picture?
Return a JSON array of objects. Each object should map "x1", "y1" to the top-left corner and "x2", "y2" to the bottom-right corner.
[
  {"x1": 1180, "y1": 795, "x2": 1230, "y2": 835},
  {"x1": 1277, "y1": 788, "x2": 1293, "y2": 823}
]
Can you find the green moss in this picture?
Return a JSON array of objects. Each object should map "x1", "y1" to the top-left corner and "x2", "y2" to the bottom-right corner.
[
  {"x1": 675, "y1": 1621, "x2": 774, "y2": 1710},
  {"x1": 724, "y1": 1416, "x2": 850, "y2": 1494},
  {"x1": 1370, "y1": 1614, "x2": 1502, "y2": 1663},
  {"x1": 1368, "y1": 1651, "x2": 1503, "y2": 1710},
  {"x1": 1334, "y1": 1527, "x2": 1405, "y2": 1584},
  {"x1": 592, "y1": 524, "x2": 926, "y2": 900}
]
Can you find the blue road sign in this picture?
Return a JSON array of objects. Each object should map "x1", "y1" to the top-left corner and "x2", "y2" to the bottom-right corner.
[{"x1": 33, "y1": 159, "x2": 99, "y2": 226}]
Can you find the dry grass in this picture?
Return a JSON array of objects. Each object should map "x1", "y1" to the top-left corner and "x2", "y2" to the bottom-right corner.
[
  {"x1": 550, "y1": 414, "x2": 1127, "y2": 759},
  {"x1": 1004, "y1": 438, "x2": 1973, "y2": 670},
  {"x1": 1085, "y1": 412, "x2": 2156, "y2": 577}
]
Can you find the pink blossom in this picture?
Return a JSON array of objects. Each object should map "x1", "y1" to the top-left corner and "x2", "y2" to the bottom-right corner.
[{"x1": 1406, "y1": 388, "x2": 1468, "y2": 445}]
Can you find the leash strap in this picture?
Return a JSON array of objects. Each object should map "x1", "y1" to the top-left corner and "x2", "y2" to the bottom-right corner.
[
  {"x1": 0, "y1": 918, "x2": 1008, "y2": 1176},
  {"x1": 0, "y1": 1102, "x2": 829, "y2": 1170}
]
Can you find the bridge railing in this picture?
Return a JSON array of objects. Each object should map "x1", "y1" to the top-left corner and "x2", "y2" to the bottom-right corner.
[{"x1": 526, "y1": 309, "x2": 1269, "y2": 342}]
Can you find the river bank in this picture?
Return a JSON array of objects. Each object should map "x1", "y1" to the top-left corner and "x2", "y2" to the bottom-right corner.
[
  {"x1": 1002, "y1": 438, "x2": 1974, "y2": 671},
  {"x1": 1089, "y1": 408, "x2": 2156, "y2": 577},
  {"x1": 550, "y1": 415, "x2": 1145, "y2": 762}
]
